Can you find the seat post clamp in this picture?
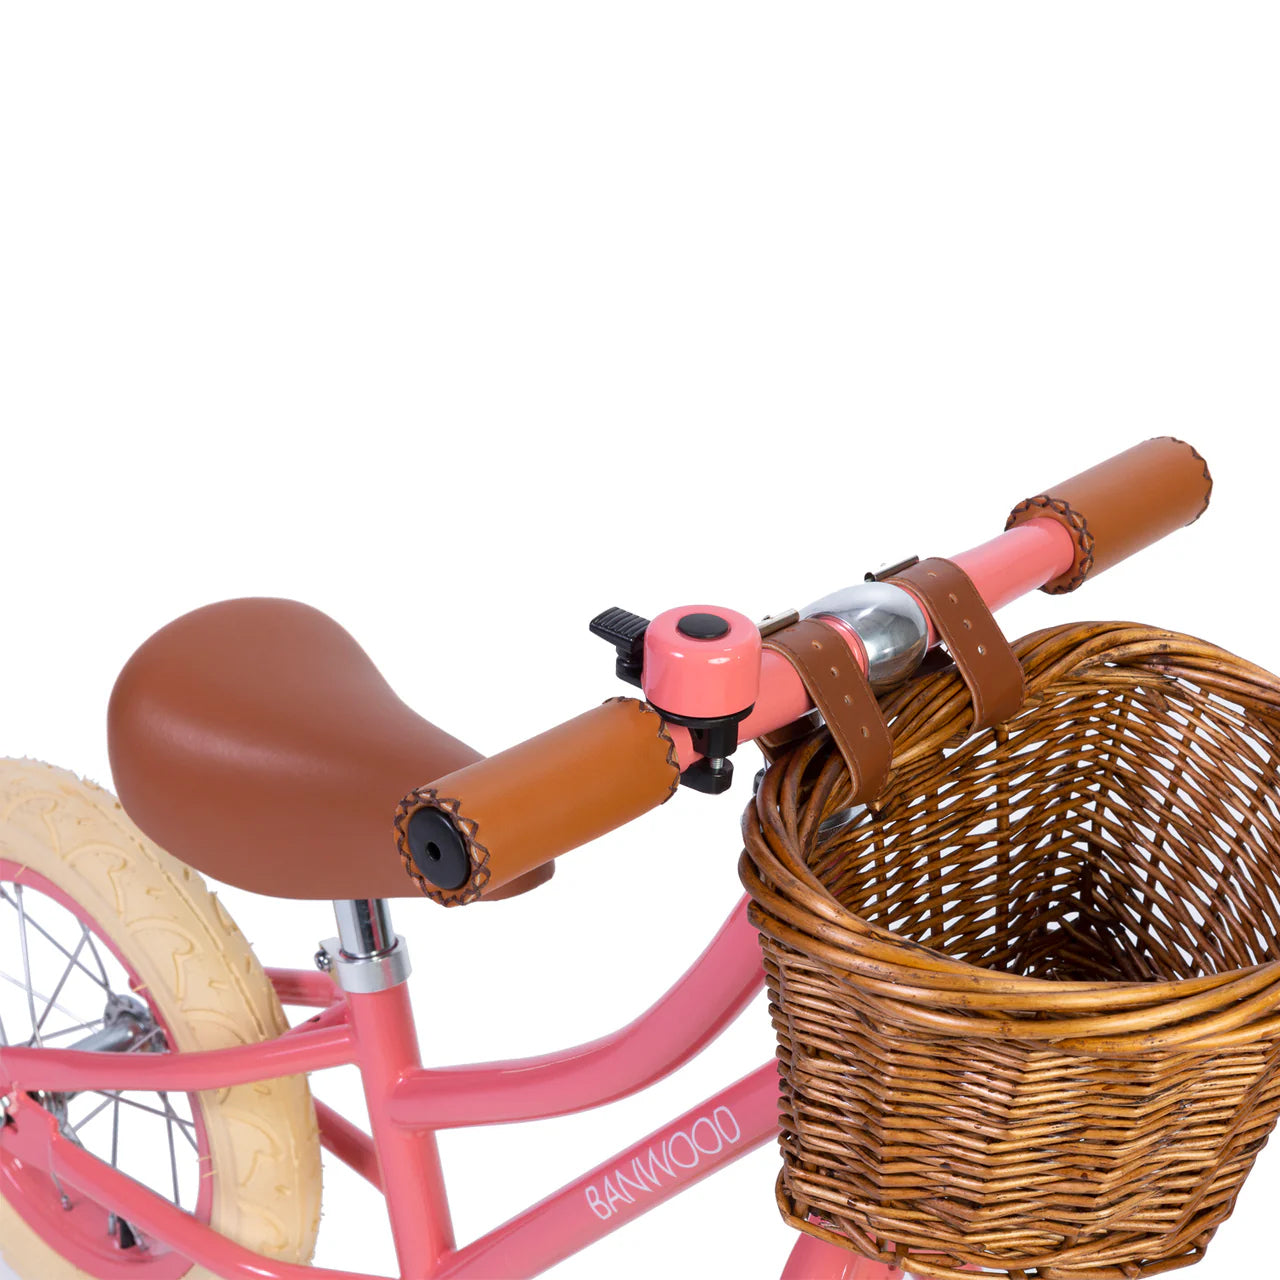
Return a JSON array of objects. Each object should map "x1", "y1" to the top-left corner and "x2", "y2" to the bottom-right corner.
[
  {"x1": 322, "y1": 898, "x2": 413, "y2": 993},
  {"x1": 317, "y1": 935, "x2": 412, "y2": 993}
]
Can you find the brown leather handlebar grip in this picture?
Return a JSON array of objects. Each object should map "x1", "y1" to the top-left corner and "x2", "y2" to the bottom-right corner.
[
  {"x1": 1005, "y1": 436, "x2": 1212, "y2": 594},
  {"x1": 394, "y1": 697, "x2": 680, "y2": 905}
]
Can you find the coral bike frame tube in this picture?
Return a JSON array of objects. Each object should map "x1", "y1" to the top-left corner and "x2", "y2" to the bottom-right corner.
[
  {"x1": 0, "y1": 893, "x2": 784, "y2": 1280},
  {"x1": 386, "y1": 895, "x2": 764, "y2": 1128},
  {"x1": 5, "y1": 1060, "x2": 781, "y2": 1280}
]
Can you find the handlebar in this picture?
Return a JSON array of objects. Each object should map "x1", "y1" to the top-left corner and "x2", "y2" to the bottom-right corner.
[
  {"x1": 1004, "y1": 436, "x2": 1212, "y2": 594},
  {"x1": 395, "y1": 438, "x2": 1213, "y2": 905}
]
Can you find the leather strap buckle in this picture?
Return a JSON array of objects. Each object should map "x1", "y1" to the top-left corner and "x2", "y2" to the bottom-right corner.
[{"x1": 865, "y1": 555, "x2": 920, "y2": 582}]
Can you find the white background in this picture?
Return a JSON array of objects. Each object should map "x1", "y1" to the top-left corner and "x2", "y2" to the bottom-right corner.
[{"x1": 1, "y1": 4, "x2": 1277, "y2": 1278}]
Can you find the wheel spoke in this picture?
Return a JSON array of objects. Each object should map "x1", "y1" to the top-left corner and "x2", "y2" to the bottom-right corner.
[
  {"x1": 161, "y1": 1091, "x2": 201, "y2": 1154},
  {"x1": 34, "y1": 930, "x2": 90, "y2": 1035},
  {"x1": 1, "y1": 878, "x2": 205, "y2": 1221},
  {"x1": 110, "y1": 1094, "x2": 121, "y2": 1169},
  {"x1": 68, "y1": 1093, "x2": 117, "y2": 1135},
  {"x1": 0, "y1": 885, "x2": 114, "y2": 993},
  {"x1": 14, "y1": 886, "x2": 42, "y2": 1047},
  {"x1": 89, "y1": 1090, "x2": 198, "y2": 1131},
  {"x1": 160, "y1": 1092, "x2": 181, "y2": 1203},
  {"x1": 81, "y1": 926, "x2": 112, "y2": 989},
  {"x1": 0, "y1": 969, "x2": 94, "y2": 1033},
  {"x1": 38, "y1": 1016, "x2": 108, "y2": 1043}
]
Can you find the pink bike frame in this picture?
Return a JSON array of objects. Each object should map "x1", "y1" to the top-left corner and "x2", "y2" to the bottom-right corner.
[
  {"x1": 0, "y1": 901, "x2": 882, "y2": 1280},
  {"x1": 0, "y1": 520, "x2": 1076, "y2": 1280}
]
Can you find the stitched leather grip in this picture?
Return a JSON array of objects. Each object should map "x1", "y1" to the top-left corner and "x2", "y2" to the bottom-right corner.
[
  {"x1": 395, "y1": 698, "x2": 680, "y2": 905},
  {"x1": 888, "y1": 558, "x2": 1025, "y2": 732},
  {"x1": 1005, "y1": 437, "x2": 1212, "y2": 594},
  {"x1": 762, "y1": 618, "x2": 893, "y2": 802}
]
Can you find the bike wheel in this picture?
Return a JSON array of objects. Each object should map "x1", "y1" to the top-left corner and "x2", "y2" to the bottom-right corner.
[{"x1": 0, "y1": 759, "x2": 322, "y2": 1279}]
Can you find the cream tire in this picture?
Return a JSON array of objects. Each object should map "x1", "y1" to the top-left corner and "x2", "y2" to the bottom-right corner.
[{"x1": 0, "y1": 759, "x2": 322, "y2": 1279}]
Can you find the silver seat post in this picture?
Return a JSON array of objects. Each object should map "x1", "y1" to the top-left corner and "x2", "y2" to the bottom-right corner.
[
  {"x1": 322, "y1": 899, "x2": 411, "y2": 992},
  {"x1": 334, "y1": 898, "x2": 396, "y2": 957}
]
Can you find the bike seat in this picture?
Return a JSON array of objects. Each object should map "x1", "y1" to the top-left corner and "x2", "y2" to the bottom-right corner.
[{"x1": 107, "y1": 598, "x2": 552, "y2": 901}]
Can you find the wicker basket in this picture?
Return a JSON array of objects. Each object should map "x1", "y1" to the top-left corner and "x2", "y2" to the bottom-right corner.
[{"x1": 741, "y1": 621, "x2": 1280, "y2": 1280}]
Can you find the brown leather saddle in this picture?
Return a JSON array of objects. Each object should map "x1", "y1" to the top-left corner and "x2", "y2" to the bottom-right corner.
[{"x1": 107, "y1": 598, "x2": 550, "y2": 901}]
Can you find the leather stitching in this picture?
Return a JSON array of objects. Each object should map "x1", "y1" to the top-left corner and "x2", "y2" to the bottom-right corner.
[
  {"x1": 605, "y1": 696, "x2": 681, "y2": 802},
  {"x1": 1160, "y1": 434, "x2": 1214, "y2": 521},
  {"x1": 1006, "y1": 494, "x2": 1095, "y2": 594},
  {"x1": 1006, "y1": 438, "x2": 1212, "y2": 594},
  {"x1": 397, "y1": 697, "x2": 679, "y2": 907},
  {"x1": 393, "y1": 787, "x2": 492, "y2": 907}
]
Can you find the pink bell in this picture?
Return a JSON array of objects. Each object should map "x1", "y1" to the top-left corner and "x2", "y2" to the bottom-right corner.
[{"x1": 642, "y1": 607, "x2": 762, "y2": 793}]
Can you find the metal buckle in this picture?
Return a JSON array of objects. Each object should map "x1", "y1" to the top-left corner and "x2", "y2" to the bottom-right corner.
[
  {"x1": 865, "y1": 555, "x2": 919, "y2": 582},
  {"x1": 758, "y1": 610, "x2": 800, "y2": 638}
]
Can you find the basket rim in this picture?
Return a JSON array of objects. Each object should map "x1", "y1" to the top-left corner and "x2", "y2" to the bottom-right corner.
[{"x1": 741, "y1": 621, "x2": 1280, "y2": 1048}]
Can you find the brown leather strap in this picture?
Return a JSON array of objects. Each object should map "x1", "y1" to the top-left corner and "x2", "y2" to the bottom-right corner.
[
  {"x1": 888, "y1": 557, "x2": 1024, "y2": 732},
  {"x1": 762, "y1": 617, "x2": 893, "y2": 802}
]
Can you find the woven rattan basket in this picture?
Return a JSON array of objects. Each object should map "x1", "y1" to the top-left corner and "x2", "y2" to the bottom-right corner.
[{"x1": 741, "y1": 621, "x2": 1280, "y2": 1280}]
